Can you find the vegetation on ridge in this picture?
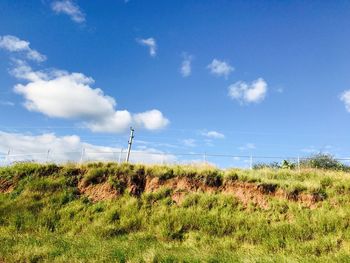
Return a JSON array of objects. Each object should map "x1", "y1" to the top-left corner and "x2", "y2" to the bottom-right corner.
[{"x1": 1, "y1": 162, "x2": 350, "y2": 262}]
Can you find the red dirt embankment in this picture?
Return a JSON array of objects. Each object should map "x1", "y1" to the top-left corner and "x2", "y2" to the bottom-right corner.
[{"x1": 79, "y1": 176, "x2": 323, "y2": 209}]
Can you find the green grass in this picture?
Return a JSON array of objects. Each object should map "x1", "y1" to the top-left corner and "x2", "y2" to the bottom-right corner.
[{"x1": 1, "y1": 162, "x2": 350, "y2": 262}]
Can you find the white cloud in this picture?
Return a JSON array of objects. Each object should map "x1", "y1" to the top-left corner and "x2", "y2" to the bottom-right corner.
[
  {"x1": 134, "y1": 110, "x2": 169, "y2": 130},
  {"x1": 85, "y1": 110, "x2": 133, "y2": 133},
  {"x1": 202, "y1": 131, "x2": 225, "y2": 139},
  {"x1": 181, "y1": 139, "x2": 196, "y2": 147},
  {"x1": 0, "y1": 35, "x2": 46, "y2": 62},
  {"x1": 0, "y1": 131, "x2": 176, "y2": 164},
  {"x1": 14, "y1": 70, "x2": 115, "y2": 120},
  {"x1": 340, "y1": 90, "x2": 350, "y2": 112},
  {"x1": 238, "y1": 143, "x2": 256, "y2": 151},
  {"x1": 137, "y1": 38, "x2": 157, "y2": 57},
  {"x1": 207, "y1": 59, "x2": 234, "y2": 78},
  {"x1": 180, "y1": 54, "x2": 192, "y2": 77},
  {"x1": 51, "y1": 0, "x2": 85, "y2": 23},
  {"x1": 228, "y1": 78, "x2": 267, "y2": 104},
  {"x1": 11, "y1": 60, "x2": 169, "y2": 133},
  {"x1": 0, "y1": 101, "x2": 14, "y2": 106}
]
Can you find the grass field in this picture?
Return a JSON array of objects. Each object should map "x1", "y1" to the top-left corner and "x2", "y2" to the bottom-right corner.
[{"x1": 1, "y1": 162, "x2": 350, "y2": 262}]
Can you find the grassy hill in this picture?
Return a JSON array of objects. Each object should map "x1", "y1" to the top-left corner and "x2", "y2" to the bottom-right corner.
[{"x1": 1, "y1": 162, "x2": 350, "y2": 262}]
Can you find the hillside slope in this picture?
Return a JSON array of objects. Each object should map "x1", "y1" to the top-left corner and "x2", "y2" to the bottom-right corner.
[{"x1": 1, "y1": 163, "x2": 350, "y2": 262}]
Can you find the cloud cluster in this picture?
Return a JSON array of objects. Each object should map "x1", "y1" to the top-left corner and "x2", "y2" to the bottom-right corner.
[
  {"x1": 137, "y1": 38, "x2": 157, "y2": 57},
  {"x1": 207, "y1": 59, "x2": 234, "y2": 78},
  {"x1": 228, "y1": 78, "x2": 267, "y2": 104},
  {"x1": 202, "y1": 131, "x2": 225, "y2": 139},
  {"x1": 0, "y1": 35, "x2": 46, "y2": 62},
  {"x1": 134, "y1": 110, "x2": 170, "y2": 130},
  {"x1": 180, "y1": 54, "x2": 193, "y2": 77},
  {"x1": 51, "y1": 0, "x2": 86, "y2": 23},
  {"x1": 0, "y1": 131, "x2": 176, "y2": 164},
  {"x1": 340, "y1": 90, "x2": 350, "y2": 112},
  {"x1": 12, "y1": 60, "x2": 169, "y2": 133}
]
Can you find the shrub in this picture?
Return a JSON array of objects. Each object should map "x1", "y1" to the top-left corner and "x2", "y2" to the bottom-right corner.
[
  {"x1": 145, "y1": 165, "x2": 174, "y2": 180},
  {"x1": 301, "y1": 154, "x2": 345, "y2": 170},
  {"x1": 253, "y1": 162, "x2": 281, "y2": 170},
  {"x1": 224, "y1": 170, "x2": 239, "y2": 183},
  {"x1": 82, "y1": 167, "x2": 108, "y2": 186},
  {"x1": 108, "y1": 177, "x2": 127, "y2": 194},
  {"x1": 258, "y1": 183, "x2": 278, "y2": 194},
  {"x1": 196, "y1": 169, "x2": 223, "y2": 187},
  {"x1": 143, "y1": 187, "x2": 173, "y2": 205},
  {"x1": 281, "y1": 160, "x2": 295, "y2": 169},
  {"x1": 28, "y1": 177, "x2": 66, "y2": 192}
]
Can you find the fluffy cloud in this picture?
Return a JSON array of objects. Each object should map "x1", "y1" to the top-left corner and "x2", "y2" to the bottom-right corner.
[
  {"x1": 340, "y1": 90, "x2": 350, "y2": 112},
  {"x1": 207, "y1": 59, "x2": 234, "y2": 78},
  {"x1": 0, "y1": 131, "x2": 176, "y2": 164},
  {"x1": 228, "y1": 78, "x2": 267, "y2": 104},
  {"x1": 202, "y1": 131, "x2": 225, "y2": 139},
  {"x1": 14, "y1": 71, "x2": 115, "y2": 120},
  {"x1": 137, "y1": 38, "x2": 157, "y2": 57},
  {"x1": 0, "y1": 35, "x2": 46, "y2": 62},
  {"x1": 134, "y1": 110, "x2": 169, "y2": 130},
  {"x1": 11, "y1": 60, "x2": 169, "y2": 133},
  {"x1": 180, "y1": 54, "x2": 192, "y2": 77},
  {"x1": 86, "y1": 110, "x2": 133, "y2": 133},
  {"x1": 51, "y1": 0, "x2": 85, "y2": 23}
]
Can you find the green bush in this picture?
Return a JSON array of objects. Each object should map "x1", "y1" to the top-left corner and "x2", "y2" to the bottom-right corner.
[
  {"x1": 253, "y1": 162, "x2": 281, "y2": 170},
  {"x1": 108, "y1": 176, "x2": 127, "y2": 194},
  {"x1": 82, "y1": 167, "x2": 108, "y2": 186},
  {"x1": 301, "y1": 154, "x2": 346, "y2": 170}
]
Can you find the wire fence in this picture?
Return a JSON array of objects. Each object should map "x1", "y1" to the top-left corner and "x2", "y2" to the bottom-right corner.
[{"x1": 1, "y1": 149, "x2": 350, "y2": 169}]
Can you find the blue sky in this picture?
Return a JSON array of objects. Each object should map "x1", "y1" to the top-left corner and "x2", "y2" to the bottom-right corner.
[{"x1": 0, "y1": 0, "x2": 350, "y2": 167}]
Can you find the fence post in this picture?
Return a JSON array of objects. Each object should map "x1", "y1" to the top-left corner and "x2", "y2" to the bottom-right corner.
[
  {"x1": 297, "y1": 156, "x2": 300, "y2": 173},
  {"x1": 5, "y1": 149, "x2": 10, "y2": 164},
  {"x1": 46, "y1": 149, "x2": 50, "y2": 163},
  {"x1": 118, "y1": 148, "x2": 123, "y2": 163},
  {"x1": 162, "y1": 153, "x2": 165, "y2": 165},
  {"x1": 80, "y1": 148, "x2": 85, "y2": 163},
  {"x1": 203, "y1": 152, "x2": 207, "y2": 164},
  {"x1": 250, "y1": 155, "x2": 253, "y2": 170}
]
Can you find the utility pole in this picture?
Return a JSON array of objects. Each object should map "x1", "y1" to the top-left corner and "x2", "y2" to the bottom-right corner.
[{"x1": 125, "y1": 127, "x2": 135, "y2": 163}]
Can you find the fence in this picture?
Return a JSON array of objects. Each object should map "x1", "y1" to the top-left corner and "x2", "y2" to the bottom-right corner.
[{"x1": 1, "y1": 149, "x2": 350, "y2": 169}]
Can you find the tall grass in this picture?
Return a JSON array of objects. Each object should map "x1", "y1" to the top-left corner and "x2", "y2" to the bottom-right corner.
[{"x1": 1, "y1": 163, "x2": 350, "y2": 262}]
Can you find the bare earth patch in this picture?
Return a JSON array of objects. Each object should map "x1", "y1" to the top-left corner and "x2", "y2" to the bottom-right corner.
[
  {"x1": 78, "y1": 182, "x2": 119, "y2": 202},
  {"x1": 0, "y1": 178, "x2": 13, "y2": 193}
]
